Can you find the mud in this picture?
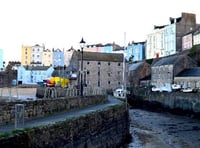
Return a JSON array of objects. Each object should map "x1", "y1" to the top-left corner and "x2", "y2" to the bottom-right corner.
[{"x1": 128, "y1": 109, "x2": 200, "y2": 148}]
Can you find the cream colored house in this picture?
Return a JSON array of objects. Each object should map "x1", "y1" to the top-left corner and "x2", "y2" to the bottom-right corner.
[
  {"x1": 21, "y1": 45, "x2": 32, "y2": 66},
  {"x1": 42, "y1": 49, "x2": 52, "y2": 66}
]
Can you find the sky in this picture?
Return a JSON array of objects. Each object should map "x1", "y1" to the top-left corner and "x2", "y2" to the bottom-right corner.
[{"x1": 0, "y1": 0, "x2": 200, "y2": 63}]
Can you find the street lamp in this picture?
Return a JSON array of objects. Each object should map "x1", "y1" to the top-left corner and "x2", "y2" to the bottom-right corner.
[{"x1": 79, "y1": 37, "x2": 86, "y2": 97}]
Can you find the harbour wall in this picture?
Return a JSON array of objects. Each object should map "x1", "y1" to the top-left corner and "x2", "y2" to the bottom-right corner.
[
  {"x1": 0, "y1": 95, "x2": 107, "y2": 126},
  {"x1": 129, "y1": 88, "x2": 200, "y2": 116},
  {"x1": 0, "y1": 104, "x2": 130, "y2": 148}
]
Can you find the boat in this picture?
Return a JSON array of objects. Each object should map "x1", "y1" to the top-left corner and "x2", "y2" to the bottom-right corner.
[
  {"x1": 151, "y1": 86, "x2": 160, "y2": 92},
  {"x1": 172, "y1": 84, "x2": 181, "y2": 90},
  {"x1": 113, "y1": 87, "x2": 127, "y2": 99},
  {"x1": 181, "y1": 87, "x2": 193, "y2": 93}
]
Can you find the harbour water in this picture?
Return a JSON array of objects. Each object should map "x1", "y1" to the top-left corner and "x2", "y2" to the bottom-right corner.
[{"x1": 128, "y1": 108, "x2": 200, "y2": 148}]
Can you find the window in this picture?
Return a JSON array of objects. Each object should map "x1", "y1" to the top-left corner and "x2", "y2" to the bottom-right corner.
[
  {"x1": 87, "y1": 71, "x2": 90, "y2": 75},
  {"x1": 87, "y1": 61, "x2": 90, "y2": 65},
  {"x1": 108, "y1": 62, "x2": 110, "y2": 65},
  {"x1": 98, "y1": 61, "x2": 101, "y2": 65},
  {"x1": 108, "y1": 81, "x2": 110, "y2": 84},
  {"x1": 108, "y1": 73, "x2": 111, "y2": 77},
  {"x1": 118, "y1": 63, "x2": 121, "y2": 66},
  {"x1": 98, "y1": 81, "x2": 100, "y2": 87}
]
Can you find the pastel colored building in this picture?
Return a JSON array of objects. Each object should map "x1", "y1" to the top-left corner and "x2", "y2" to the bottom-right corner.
[
  {"x1": 17, "y1": 66, "x2": 54, "y2": 84},
  {"x1": 21, "y1": 45, "x2": 32, "y2": 66},
  {"x1": 102, "y1": 44, "x2": 113, "y2": 53},
  {"x1": 193, "y1": 29, "x2": 200, "y2": 46},
  {"x1": 52, "y1": 49, "x2": 64, "y2": 67},
  {"x1": 31, "y1": 44, "x2": 45, "y2": 66},
  {"x1": 84, "y1": 44, "x2": 104, "y2": 52},
  {"x1": 182, "y1": 32, "x2": 193, "y2": 51},
  {"x1": 42, "y1": 49, "x2": 52, "y2": 66},
  {"x1": 164, "y1": 24, "x2": 176, "y2": 56},
  {"x1": 146, "y1": 25, "x2": 166, "y2": 59},
  {"x1": 146, "y1": 12, "x2": 198, "y2": 59},
  {"x1": 64, "y1": 47, "x2": 75, "y2": 67},
  {"x1": 127, "y1": 42, "x2": 145, "y2": 62}
]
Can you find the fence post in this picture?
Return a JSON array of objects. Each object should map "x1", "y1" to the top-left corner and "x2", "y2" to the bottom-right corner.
[{"x1": 15, "y1": 104, "x2": 25, "y2": 129}]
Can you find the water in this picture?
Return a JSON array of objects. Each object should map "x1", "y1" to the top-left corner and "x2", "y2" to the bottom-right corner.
[{"x1": 128, "y1": 109, "x2": 200, "y2": 148}]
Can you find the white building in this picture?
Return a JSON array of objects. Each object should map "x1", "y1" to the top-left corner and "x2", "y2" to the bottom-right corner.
[
  {"x1": 31, "y1": 44, "x2": 45, "y2": 66},
  {"x1": 17, "y1": 66, "x2": 54, "y2": 84}
]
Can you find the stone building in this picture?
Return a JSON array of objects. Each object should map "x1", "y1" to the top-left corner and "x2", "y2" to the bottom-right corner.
[
  {"x1": 151, "y1": 55, "x2": 197, "y2": 88},
  {"x1": 69, "y1": 51, "x2": 124, "y2": 91},
  {"x1": 174, "y1": 68, "x2": 200, "y2": 89},
  {"x1": 128, "y1": 61, "x2": 150, "y2": 87}
]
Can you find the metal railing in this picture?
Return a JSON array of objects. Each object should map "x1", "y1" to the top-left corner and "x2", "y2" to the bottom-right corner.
[{"x1": 43, "y1": 87, "x2": 106, "y2": 99}]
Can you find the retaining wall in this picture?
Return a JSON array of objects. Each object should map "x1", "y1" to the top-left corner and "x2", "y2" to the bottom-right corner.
[
  {"x1": 0, "y1": 95, "x2": 107, "y2": 125},
  {"x1": 0, "y1": 104, "x2": 130, "y2": 148},
  {"x1": 130, "y1": 88, "x2": 200, "y2": 113}
]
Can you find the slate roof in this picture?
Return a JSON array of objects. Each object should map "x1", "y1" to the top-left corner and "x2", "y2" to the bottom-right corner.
[
  {"x1": 24, "y1": 66, "x2": 52, "y2": 71},
  {"x1": 176, "y1": 68, "x2": 200, "y2": 77},
  {"x1": 154, "y1": 25, "x2": 166, "y2": 29},
  {"x1": 129, "y1": 62, "x2": 143, "y2": 71},
  {"x1": 76, "y1": 51, "x2": 123, "y2": 62},
  {"x1": 152, "y1": 55, "x2": 185, "y2": 67},
  {"x1": 103, "y1": 43, "x2": 124, "y2": 51}
]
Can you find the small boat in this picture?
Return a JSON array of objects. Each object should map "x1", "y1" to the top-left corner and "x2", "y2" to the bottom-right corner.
[
  {"x1": 113, "y1": 87, "x2": 127, "y2": 99},
  {"x1": 151, "y1": 86, "x2": 160, "y2": 92},
  {"x1": 181, "y1": 87, "x2": 193, "y2": 93},
  {"x1": 172, "y1": 84, "x2": 181, "y2": 90}
]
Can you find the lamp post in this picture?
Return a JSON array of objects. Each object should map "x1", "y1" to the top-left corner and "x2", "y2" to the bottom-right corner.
[{"x1": 79, "y1": 37, "x2": 86, "y2": 97}]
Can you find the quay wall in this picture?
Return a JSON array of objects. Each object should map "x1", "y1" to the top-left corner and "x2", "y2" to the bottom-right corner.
[
  {"x1": 0, "y1": 95, "x2": 107, "y2": 126},
  {"x1": 0, "y1": 104, "x2": 130, "y2": 148},
  {"x1": 130, "y1": 88, "x2": 200, "y2": 114}
]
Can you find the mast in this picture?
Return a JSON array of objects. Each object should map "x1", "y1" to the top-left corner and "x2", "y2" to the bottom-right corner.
[
  {"x1": 123, "y1": 32, "x2": 128, "y2": 110},
  {"x1": 122, "y1": 32, "x2": 126, "y2": 89}
]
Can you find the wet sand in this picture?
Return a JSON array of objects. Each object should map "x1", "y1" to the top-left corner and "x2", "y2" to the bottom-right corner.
[
  {"x1": 0, "y1": 87, "x2": 37, "y2": 101},
  {"x1": 128, "y1": 109, "x2": 200, "y2": 148}
]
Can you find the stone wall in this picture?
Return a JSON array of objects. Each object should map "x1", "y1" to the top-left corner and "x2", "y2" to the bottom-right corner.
[
  {"x1": 0, "y1": 104, "x2": 130, "y2": 148},
  {"x1": 0, "y1": 95, "x2": 107, "y2": 126},
  {"x1": 131, "y1": 88, "x2": 200, "y2": 113}
]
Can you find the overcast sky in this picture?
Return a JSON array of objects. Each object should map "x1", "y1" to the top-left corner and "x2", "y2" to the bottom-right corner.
[{"x1": 0, "y1": 0, "x2": 200, "y2": 62}]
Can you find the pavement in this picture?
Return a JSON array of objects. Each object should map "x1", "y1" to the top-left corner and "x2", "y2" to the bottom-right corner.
[{"x1": 0, "y1": 95, "x2": 123, "y2": 135}]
